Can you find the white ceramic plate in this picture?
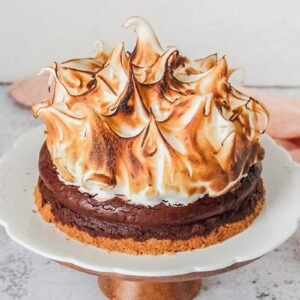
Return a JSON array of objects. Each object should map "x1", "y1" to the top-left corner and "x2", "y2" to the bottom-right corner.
[{"x1": 0, "y1": 126, "x2": 299, "y2": 277}]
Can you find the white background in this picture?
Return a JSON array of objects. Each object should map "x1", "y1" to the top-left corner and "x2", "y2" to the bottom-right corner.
[{"x1": 1, "y1": 0, "x2": 300, "y2": 85}]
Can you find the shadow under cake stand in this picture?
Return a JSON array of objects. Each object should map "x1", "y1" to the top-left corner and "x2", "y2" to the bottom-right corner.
[
  {"x1": 59, "y1": 258, "x2": 260, "y2": 300},
  {"x1": 0, "y1": 127, "x2": 299, "y2": 300}
]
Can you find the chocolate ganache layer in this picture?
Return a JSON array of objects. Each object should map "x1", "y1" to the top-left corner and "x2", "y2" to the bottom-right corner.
[{"x1": 38, "y1": 143, "x2": 263, "y2": 241}]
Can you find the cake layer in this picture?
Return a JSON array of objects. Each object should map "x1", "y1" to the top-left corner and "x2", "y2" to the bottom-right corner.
[
  {"x1": 35, "y1": 186, "x2": 265, "y2": 254},
  {"x1": 38, "y1": 144, "x2": 264, "y2": 241}
]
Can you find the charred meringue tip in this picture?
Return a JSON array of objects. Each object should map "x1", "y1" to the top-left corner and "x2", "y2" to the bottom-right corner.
[
  {"x1": 122, "y1": 16, "x2": 152, "y2": 30},
  {"x1": 123, "y1": 16, "x2": 164, "y2": 56},
  {"x1": 94, "y1": 40, "x2": 111, "y2": 57}
]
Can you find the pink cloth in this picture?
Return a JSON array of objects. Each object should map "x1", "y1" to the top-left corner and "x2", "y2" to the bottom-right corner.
[
  {"x1": 239, "y1": 87, "x2": 300, "y2": 163},
  {"x1": 8, "y1": 74, "x2": 52, "y2": 107},
  {"x1": 8, "y1": 75, "x2": 300, "y2": 162}
]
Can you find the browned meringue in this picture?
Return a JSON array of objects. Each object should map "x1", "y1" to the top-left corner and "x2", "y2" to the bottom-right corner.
[{"x1": 33, "y1": 16, "x2": 268, "y2": 206}]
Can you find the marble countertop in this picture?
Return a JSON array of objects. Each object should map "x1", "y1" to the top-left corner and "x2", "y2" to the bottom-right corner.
[{"x1": 0, "y1": 85, "x2": 299, "y2": 300}]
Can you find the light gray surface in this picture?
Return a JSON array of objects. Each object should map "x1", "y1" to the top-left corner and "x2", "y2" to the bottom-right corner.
[{"x1": 0, "y1": 85, "x2": 299, "y2": 299}]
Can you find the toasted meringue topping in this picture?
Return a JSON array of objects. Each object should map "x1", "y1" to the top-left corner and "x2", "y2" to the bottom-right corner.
[{"x1": 33, "y1": 17, "x2": 268, "y2": 206}]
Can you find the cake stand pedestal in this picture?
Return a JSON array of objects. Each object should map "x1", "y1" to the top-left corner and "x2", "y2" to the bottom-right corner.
[{"x1": 61, "y1": 259, "x2": 258, "y2": 300}]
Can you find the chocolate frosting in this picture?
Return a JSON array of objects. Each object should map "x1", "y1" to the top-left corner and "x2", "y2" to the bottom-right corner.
[{"x1": 38, "y1": 143, "x2": 263, "y2": 241}]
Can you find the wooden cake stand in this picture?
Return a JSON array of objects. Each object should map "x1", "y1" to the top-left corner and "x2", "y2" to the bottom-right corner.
[{"x1": 60, "y1": 258, "x2": 259, "y2": 300}]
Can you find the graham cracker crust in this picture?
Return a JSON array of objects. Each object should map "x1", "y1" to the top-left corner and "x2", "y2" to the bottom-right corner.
[{"x1": 34, "y1": 186, "x2": 265, "y2": 255}]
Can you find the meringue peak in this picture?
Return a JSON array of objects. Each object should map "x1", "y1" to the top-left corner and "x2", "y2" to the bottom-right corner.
[
  {"x1": 123, "y1": 16, "x2": 165, "y2": 67},
  {"x1": 33, "y1": 17, "x2": 268, "y2": 206}
]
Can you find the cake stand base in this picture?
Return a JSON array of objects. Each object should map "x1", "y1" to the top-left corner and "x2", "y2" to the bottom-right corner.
[
  {"x1": 60, "y1": 260, "x2": 258, "y2": 300},
  {"x1": 99, "y1": 277, "x2": 202, "y2": 300}
]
